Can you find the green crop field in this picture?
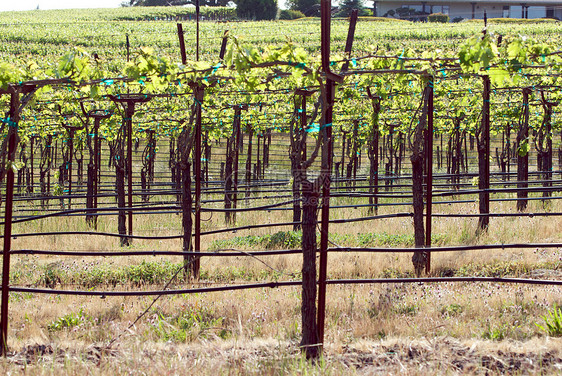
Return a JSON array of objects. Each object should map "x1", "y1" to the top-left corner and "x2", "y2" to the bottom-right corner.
[{"x1": 0, "y1": 6, "x2": 562, "y2": 375}]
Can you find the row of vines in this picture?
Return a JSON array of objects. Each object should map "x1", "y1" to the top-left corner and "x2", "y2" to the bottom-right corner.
[{"x1": 1, "y1": 13, "x2": 562, "y2": 357}]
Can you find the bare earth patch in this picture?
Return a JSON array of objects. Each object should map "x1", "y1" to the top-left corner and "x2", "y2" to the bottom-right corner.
[{"x1": 2, "y1": 337, "x2": 561, "y2": 375}]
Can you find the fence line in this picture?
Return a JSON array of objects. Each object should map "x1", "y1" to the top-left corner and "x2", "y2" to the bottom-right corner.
[
  {"x1": 9, "y1": 277, "x2": 562, "y2": 298},
  {"x1": 8, "y1": 242, "x2": 562, "y2": 257}
]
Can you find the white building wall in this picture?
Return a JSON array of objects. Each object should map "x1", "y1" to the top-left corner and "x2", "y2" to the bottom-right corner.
[
  {"x1": 377, "y1": 1, "x2": 549, "y2": 19},
  {"x1": 527, "y1": 6, "x2": 547, "y2": 17}
]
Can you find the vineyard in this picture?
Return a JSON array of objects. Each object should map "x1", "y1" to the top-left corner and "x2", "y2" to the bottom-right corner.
[{"x1": 1, "y1": 4, "x2": 562, "y2": 374}]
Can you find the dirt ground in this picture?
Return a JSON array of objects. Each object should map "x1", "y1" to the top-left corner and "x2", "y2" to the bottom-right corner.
[{"x1": 3, "y1": 337, "x2": 561, "y2": 375}]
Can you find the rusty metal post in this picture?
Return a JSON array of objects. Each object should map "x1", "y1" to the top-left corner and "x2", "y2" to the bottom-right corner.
[
  {"x1": 425, "y1": 77, "x2": 434, "y2": 274},
  {"x1": 1, "y1": 90, "x2": 20, "y2": 355}
]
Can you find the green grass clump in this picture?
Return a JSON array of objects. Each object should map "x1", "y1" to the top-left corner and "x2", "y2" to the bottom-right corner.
[
  {"x1": 210, "y1": 230, "x2": 448, "y2": 250},
  {"x1": 209, "y1": 231, "x2": 301, "y2": 250},
  {"x1": 457, "y1": 261, "x2": 528, "y2": 277},
  {"x1": 149, "y1": 306, "x2": 229, "y2": 342},
  {"x1": 536, "y1": 305, "x2": 562, "y2": 337},
  {"x1": 48, "y1": 308, "x2": 88, "y2": 332},
  {"x1": 37, "y1": 260, "x2": 182, "y2": 288}
]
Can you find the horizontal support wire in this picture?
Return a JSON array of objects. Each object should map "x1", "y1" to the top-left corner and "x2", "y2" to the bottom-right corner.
[
  {"x1": 9, "y1": 277, "x2": 562, "y2": 297},
  {"x1": 10, "y1": 242, "x2": 562, "y2": 257},
  {"x1": 5, "y1": 210, "x2": 562, "y2": 239}
]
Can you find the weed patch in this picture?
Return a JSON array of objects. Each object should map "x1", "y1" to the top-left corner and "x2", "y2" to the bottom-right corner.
[
  {"x1": 48, "y1": 308, "x2": 89, "y2": 332},
  {"x1": 536, "y1": 305, "x2": 562, "y2": 337},
  {"x1": 148, "y1": 306, "x2": 229, "y2": 342},
  {"x1": 209, "y1": 231, "x2": 448, "y2": 250}
]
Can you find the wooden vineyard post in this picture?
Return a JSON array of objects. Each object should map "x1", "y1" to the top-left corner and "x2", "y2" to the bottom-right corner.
[
  {"x1": 176, "y1": 83, "x2": 204, "y2": 279},
  {"x1": 341, "y1": 9, "x2": 358, "y2": 73},
  {"x1": 59, "y1": 121, "x2": 84, "y2": 209},
  {"x1": 256, "y1": 134, "x2": 261, "y2": 181},
  {"x1": 1, "y1": 83, "x2": 39, "y2": 354},
  {"x1": 425, "y1": 76, "x2": 434, "y2": 274},
  {"x1": 477, "y1": 76, "x2": 491, "y2": 232},
  {"x1": 224, "y1": 105, "x2": 246, "y2": 225},
  {"x1": 245, "y1": 124, "x2": 253, "y2": 200},
  {"x1": 193, "y1": 85, "x2": 204, "y2": 278},
  {"x1": 39, "y1": 135, "x2": 52, "y2": 208},
  {"x1": 92, "y1": 116, "x2": 101, "y2": 226},
  {"x1": 1, "y1": 88, "x2": 24, "y2": 355},
  {"x1": 195, "y1": 0, "x2": 200, "y2": 61},
  {"x1": 296, "y1": 92, "x2": 306, "y2": 228},
  {"x1": 339, "y1": 130, "x2": 347, "y2": 184},
  {"x1": 219, "y1": 30, "x2": 229, "y2": 61},
  {"x1": 125, "y1": 34, "x2": 130, "y2": 62},
  {"x1": 86, "y1": 110, "x2": 112, "y2": 229},
  {"x1": 179, "y1": 131, "x2": 193, "y2": 277},
  {"x1": 290, "y1": 89, "x2": 314, "y2": 231},
  {"x1": 126, "y1": 103, "x2": 135, "y2": 240},
  {"x1": 178, "y1": 24, "x2": 205, "y2": 277},
  {"x1": 300, "y1": 180, "x2": 319, "y2": 359},
  {"x1": 261, "y1": 130, "x2": 271, "y2": 177},
  {"x1": 366, "y1": 88, "x2": 381, "y2": 214},
  {"x1": 347, "y1": 120, "x2": 360, "y2": 188},
  {"x1": 177, "y1": 23, "x2": 187, "y2": 64},
  {"x1": 66, "y1": 130, "x2": 73, "y2": 208},
  {"x1": 388, "y1": 127, "x2": 395, "y2": 190},
  {"x1": 317, "y1": 0, "x2": 333, "y2": 354},
  {"x1": 316, "y1": 0, "x2": 345, "y2": 355},
  {"x1": 517, "y1": 87, "x2": 530, "y2": 212},
  {"x1": 233, "y1": 108, "x2": 242, "y2": 223},
  {"x1": 110, "y1": 95, "x2": 151, "y2": 246},
  {"x1": 411, "y1": 81, "x2": 430, "y2": 276},
  {"x1": 538, "y1": 91, "x2": 557, "y2": 200},
  {"x1": 29, "y1": 136, "x2": 34, "y2": 194}
]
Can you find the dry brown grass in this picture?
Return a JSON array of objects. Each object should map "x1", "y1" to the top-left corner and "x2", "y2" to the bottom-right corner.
[{"x1": 2, "y1": 194, "x2": 562, "y2": 374}]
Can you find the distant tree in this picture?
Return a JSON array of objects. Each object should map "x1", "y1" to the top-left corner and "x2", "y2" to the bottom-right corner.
[
  {"x1": 286, "y1": 0, "x2": 319, "y2": 16},
  {"x1": 384, "y1": 6, "x2": 425, "y2": 21},
  {"x1": 279, "y1": 9, "x2": 305, "y2": 19},
  {"x1": 428, "y1": 12, "x2": 449, "y2": 22},
  {"x1": 124, "y1": 0, "x2": 231, "y2": 7},
  {"x1": 236, "y1": 0, "x2": 277, "y2": 20},
  {"x1": 335, "y1": 0, "x2": 370, "y2": 17}
]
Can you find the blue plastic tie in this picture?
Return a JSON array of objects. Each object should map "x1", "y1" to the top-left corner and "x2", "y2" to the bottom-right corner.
[{"x1": 1, "y1": 117, "x2": 18, "y2": 129}]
